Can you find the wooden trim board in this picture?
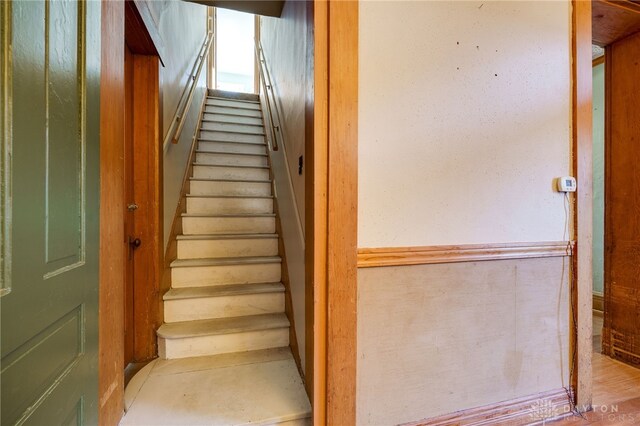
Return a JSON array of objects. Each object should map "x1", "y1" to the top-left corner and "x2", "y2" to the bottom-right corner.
[
  {"x1": 273, "y1": 198, "x2": 303, "y2": 376},
  {"x1": 357, "y1": 241, "x2": 575, "y2": 268},
  {"x1": 325, "y1": 2, "x2": 359, "y2": 425},
  {"x1": 403, "y1": 388, "x2": 573, "y2": 426},
  {"x1": 572, "y1": 0, "x2": 594, "y2": 410},
  {"x1": 304, "y1": 0, "x2": 318, "y2": 404},
  {"x1": 593, "y1": 55, "x2": 605, "y2": 67},
  {"x1": 124, "y1": 0, "x2": 164, "y2": 63},
  {"x1": 99, "y1": 0, "x2": 126, "y2": 424},
  {"x1": 310, "y1": 1, "x2": 329, "y2": 424},
  {"x1": 161, "y1": 94, "x2": 207, "y2": 312}
]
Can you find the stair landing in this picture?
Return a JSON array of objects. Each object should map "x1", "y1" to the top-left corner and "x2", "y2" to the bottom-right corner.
[{"x1": 121, "y1": 347, "x2": 311, "y2": 426}]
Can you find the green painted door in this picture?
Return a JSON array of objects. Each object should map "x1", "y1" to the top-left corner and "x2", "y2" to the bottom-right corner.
[{"x1": 1, "y1": 1, "x2": 101, "y2": 424}]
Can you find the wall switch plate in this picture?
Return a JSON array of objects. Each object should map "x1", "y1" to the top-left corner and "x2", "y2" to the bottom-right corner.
[{"x1": 556, "y1": 176, "x2": 577, "y2": 192}]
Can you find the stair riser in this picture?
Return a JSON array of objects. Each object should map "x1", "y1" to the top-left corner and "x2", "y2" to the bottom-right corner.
[
  {"x1": 164, "y1": 293, "x2": 285, "y2": 322},
  {"x1": 158, "y1": 328, "x2": 289, "y2": 359},
  {"x1": 171, "y1": 262, "x2": 281, "y2": 287},
  {"x1": 200, "y1": 130, "x2": 265, "y2": 144},
  {"x1": 205, "y1": 105, "x2": 262, "y2": 117},
  {"x1": 201, "y1": 121, "x2": 264, "y2": 134},
  {"x1": 182, "y1": 216, "x2": 275, "y2": 235},
  {"x1": 186, "y1": 197, "x2": 274, "y2": 215},
  {"x1": 193, "y1": 165, "x2": 270, "y2": 181},
  {"x1": 196, "y1": 152, "x2": 268, "y2": 167},
  {"x1": 277, "y1": 418, "x2": 313, "y2": 426},
  {"x1": 206, "y1": 99, "x2": 261, "y2": 110},
  {"x1": 190, "y1": 180, "x2": 272, "y2": 197},
  {"x1": 177, "y1": 238, "x2": 278, "y2": 259},
  {"x1": 203, "y1": 113, "x2": 263, "y2": 126},
  {"x1": 198, "y1": 141, "x2": 267, "y2": 155}
]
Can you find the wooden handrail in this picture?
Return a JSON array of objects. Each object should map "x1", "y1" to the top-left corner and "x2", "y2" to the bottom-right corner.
[
  {"x1": 163, "y1": 32, "x2": 214, "y2": 150},
  {"x1": 254, "y1": 40, "x2": 279, "y2": 151}
]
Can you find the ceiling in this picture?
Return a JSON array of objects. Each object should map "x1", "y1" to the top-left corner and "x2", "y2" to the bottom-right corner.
[
  {"x1": 593, "y1": 0, "x2": 640, "y2": 46},
  {"x1": 185, "y1": 0, "x2": 284, "y2": 18}
]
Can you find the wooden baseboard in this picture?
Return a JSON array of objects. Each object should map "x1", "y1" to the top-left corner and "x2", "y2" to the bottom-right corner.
[
  {"x1": 593, "y1": 292, "x2": 604, "y2": 313},
  {"x1": 603, "y1": 328, "x2": 640, "y2": 368},
  {"x1": 358, "y1": 241, "x2": 575, "y2": 268},
  {"x1": 403, "y1": 388, "x2": 574, "y2": 426},
  {"x1": 160, "y1": 94, "x2": 207, "y2": 316}
]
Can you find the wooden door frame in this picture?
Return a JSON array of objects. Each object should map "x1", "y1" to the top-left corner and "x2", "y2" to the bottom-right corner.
[
  {"x1": 99, "y1": 1, "x2": 126, "y2": 424},
  {"x1": 99, "y1": 1, "x2": 163, "y2": 423},
  {"x1": 310, "y1": 1, "x2": 595, "y2": 422},
  {"x1": 127, "y1": 53, "x2": 162, "y2": 362},
  {"x1": 124, "y1": 0, "x2": 163, "y2": 363},
  {"x1": 310, "y1": 1, "x2": 359, "y2": 424},
  {"x1": 572, "y1": 0, "x2": 593, "y2": 411}
]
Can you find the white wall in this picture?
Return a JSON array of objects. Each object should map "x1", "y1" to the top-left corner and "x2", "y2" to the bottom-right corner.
[
  {"x1": 145, "y1": 1, "x2": 208, "y2": 248},
  {"x1": 260, "y1": 1, "x2": 310, "y2": 372},
  {"x1": 260, "y1": 3, "x2": 307, "y2": 226},
  {"x1": 357, "y1": 1, "x2": 573, "y2": 423},
  {"x1": 147, "y1": 1, "x2": 208, "y2": 138},
  {"x1": 358, "y1": 0, "x2": 571, "y2": 248}
]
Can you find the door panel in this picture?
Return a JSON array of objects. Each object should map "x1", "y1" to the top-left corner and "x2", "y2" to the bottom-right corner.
[
  {"x1": 603, "y1": 30, "x2": 640, "y2": 367},
  {"x1": 1, "y1": 1, "x2": 101, "y2": 424},
  {"x1": 124, "y1": 43, "x2": 135, "y2": 367}
]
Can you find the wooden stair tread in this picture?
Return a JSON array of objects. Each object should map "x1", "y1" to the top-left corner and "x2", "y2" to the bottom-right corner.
[
  {"x1": 157, "y1": 313, "x2": 290, "y2": 339},
  {"x1": 207, "y1": 89, "x2": 260, "y2": 102},
  {"x1": 198, "y1": 138, "x2": 266, "y2": 145},
  {"x1": 176, "y1": 233, "x2": 278, "y2": 241},
  {"x1": 182, "y1": 213, "x2": 276, "y2": 218},
  {"x1": 202, "y1": 111, "x2": 263, "y2": 119},
  {"x1": 192, "y1": 162, "x2": 269, "y2": 170},
  {"x1": 189, "y1": 177, "x2": 271, "y2": 183},
  {"x1": 199, "y1": 129, "x2": 266, "y2": 136},
  {"x1": 207, "y1": 96, "x2": 260, "y2": 105},
  {"x1": 186, "y1": 194, "x2": 273, "y2": 199},
  {"x1": 205, "y1": 98, "x2": 262, "y2": 112},
  {"x1": 200, "y1": 118, "x2": 264, "y2": 127},
  {"x1": 196, "y1": 150, "x2": 268, "y2": 157},
  {"x1": 170, "y1": 256, "x2": 281, "y2": 268},
  {"x1": 164, "y1": 282, "x2": 285, "y2": 301}
]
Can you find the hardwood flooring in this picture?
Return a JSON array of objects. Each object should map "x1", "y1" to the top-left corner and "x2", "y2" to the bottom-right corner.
[{"x1": 552, "y1": 315, "x2": 640, "y2": 425}]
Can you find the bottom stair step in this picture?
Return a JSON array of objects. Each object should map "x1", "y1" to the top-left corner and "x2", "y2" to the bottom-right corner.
[
  {"x1": 121, "y1": 347, "x2": 311, "y2": 426},
  {"x1": 157, "y1": 313, "x2": 290, "y2": 359}
]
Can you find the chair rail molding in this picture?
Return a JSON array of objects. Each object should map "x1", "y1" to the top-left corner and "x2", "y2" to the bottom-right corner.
[{"x1": 357, "y1": 241, "x2": 575, "y2": 268}]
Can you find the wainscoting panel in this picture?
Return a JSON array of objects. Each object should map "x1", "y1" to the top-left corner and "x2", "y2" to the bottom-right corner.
[{"x1": 356, "y1": 257, "x2": 571, "y2": 425}]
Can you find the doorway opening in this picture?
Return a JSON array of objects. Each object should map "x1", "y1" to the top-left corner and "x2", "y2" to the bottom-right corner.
[
  {"x1": 587, "y1": 0, "x2": 640, "y2": 418},
  {"x1": 122, "y1": 3, "x2": 164, "y2": 383},
  {"x1": 215, "y1": 8, "x2": 256, "y2": 93}
]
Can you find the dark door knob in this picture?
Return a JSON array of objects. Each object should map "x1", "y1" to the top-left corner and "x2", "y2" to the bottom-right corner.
[{"x1": 129, "y1": 237, "x2": 142, "y2": 249}]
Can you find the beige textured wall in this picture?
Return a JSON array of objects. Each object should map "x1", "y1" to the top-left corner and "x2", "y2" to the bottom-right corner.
[
  {"x1": 146, "y1": 0, "x2": 208, "y2": 248},
  {"x1": 356, "y1": 1, "x2": 573, "y2": 423},
  {"x1": 259, "y1": 1, "x2": 309, "y2": 372},
  {"x1": 358, "y1": 0, "x2": 571, "y2": 248},
  {"x1": 259, "y1": 1, "x2": 307, "y2": 226}
]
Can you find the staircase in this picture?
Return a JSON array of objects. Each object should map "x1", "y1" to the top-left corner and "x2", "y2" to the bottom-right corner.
[{"x1": 121, "y1": 92, "x2": 311, "y2": 426}]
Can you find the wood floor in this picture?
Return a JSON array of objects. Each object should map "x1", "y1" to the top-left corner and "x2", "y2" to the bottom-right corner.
[{"x1": 553, "y1": 315, "x2": 640, "y2": 425}]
